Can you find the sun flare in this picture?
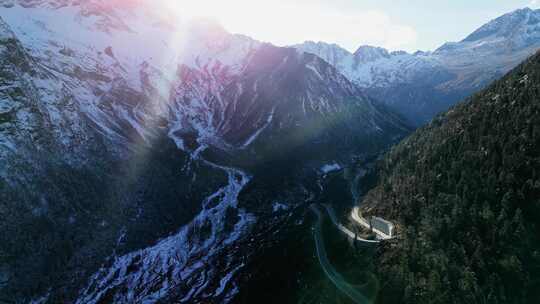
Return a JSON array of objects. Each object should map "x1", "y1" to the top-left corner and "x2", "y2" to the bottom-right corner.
[{"x1": 161, "y1": 0, "x2": 417, "y2": 52}]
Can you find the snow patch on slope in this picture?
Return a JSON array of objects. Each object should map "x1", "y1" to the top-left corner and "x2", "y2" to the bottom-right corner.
[{"x1": 76, "y1": 163, "x2": 255, "y2": 303}]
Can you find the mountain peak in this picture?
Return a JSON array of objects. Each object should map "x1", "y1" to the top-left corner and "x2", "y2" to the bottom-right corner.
[
  {"x1": 292, "y1": 41, "x2": 353, "y2": 72},
  {"x1": 302, "y1": 40, "x2": 344, "y2": 48},
  {"x1": 514, "y1": 7, "x2": 534, "y2": 14},
  {"x1": 353, "y1": 45, "x2": 390, "y2": 63},
  {"x1": 461, "y1": 7, "x2": 540, "y2": 43},
  {"x1": 295, "y1": 40, "x2": 352, "y2": 56},
  {"x1": 353, "y1": 45, "x2": 388, "y2": 55}
]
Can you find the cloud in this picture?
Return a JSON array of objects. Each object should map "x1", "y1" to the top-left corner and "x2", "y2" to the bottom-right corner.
[
  {"x1": 324, "y1": 10, "x2": 418, "y2": 52},
  {"x1": 530, "y1": 0, "x2": 540, "y2": 8},
  {"x1": 171, "y1": 0, "x2": 419, "y2": 52}
]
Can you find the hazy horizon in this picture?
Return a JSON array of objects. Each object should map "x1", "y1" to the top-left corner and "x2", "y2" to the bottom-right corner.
[{"x1": 170, "y1": 0, "x2": 540, "y2": 53}]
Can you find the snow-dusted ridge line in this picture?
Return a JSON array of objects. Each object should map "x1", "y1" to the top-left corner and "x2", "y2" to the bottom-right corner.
[{"x1": 293, "y1": 7, "x2": 540, "y2": 90}]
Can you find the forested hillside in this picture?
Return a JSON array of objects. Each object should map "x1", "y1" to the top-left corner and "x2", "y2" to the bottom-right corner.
[{"x1": 360, "y1": 51, "x2": 540, "y2": 304}]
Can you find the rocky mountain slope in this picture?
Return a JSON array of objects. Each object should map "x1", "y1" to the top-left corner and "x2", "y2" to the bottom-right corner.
[
  {"x1": 295, "y1": 8, "x2": 540, "y2": 125},
  {"x1": 0, "y1": 0, "x2": 409, "y2": 162},
  {"x1": 359, "y1": 49, "x2": 540, "y2": 303},
  {"x1": 0, "y1": 1, "x2": 410, "y2": 303}
]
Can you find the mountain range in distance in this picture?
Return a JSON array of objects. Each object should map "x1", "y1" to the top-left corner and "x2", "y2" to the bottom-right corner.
[
  {"x1": 1, "y1": 1, "x2": 540, "y2": 303},
  {"x1": 294, "y1": 7, "x2": 540, "y2": 125}
]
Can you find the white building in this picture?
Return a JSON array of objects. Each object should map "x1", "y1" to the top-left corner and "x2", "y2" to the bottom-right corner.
[{"x1": 369, "y1": 216, "x2": 395, "y2": 238}]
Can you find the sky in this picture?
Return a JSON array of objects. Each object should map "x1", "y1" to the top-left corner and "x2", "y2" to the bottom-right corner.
[{"x1": 171, "y1": 0, "x2": 539, "y2": 53}]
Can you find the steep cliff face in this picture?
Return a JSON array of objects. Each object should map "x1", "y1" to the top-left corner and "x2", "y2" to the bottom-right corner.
[
  {"x1": 0, "y1": 18, "x2": 46, "y2": 165},
  {"x1": 0, "y1": 16, "x2": 107, "y2": 173}
]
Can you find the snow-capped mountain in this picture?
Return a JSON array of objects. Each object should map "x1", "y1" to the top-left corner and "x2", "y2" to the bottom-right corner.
[
  {"x1": 446, "y1": 7, "x2": 540, "y2": 51},
  {"x1": 0, "y1": 0, "x2": 408, "y2": 160},
  {"x1": 0, "y1": 14, "x2": 108, "y2": 176},
  {"x1": 0, "y1": 0, "x2": 261, "y2": 157},
  {"x1": 0, "y1": 1, "x2": 410, "y2": 303},
  {"x1": 294, "y1": 7, "x2": 540, "y2": 125}
]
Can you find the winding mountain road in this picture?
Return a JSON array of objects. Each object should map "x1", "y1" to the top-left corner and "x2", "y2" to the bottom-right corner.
[
  {"x1": 321, "y1": 205, "x2": 380, "y2": 244},
  {"x1": 350, "y1": 207, "x2": 393, "y2": 240},
  {"x1": 310, "y1": 205, "x2": 372, "y2": 304}
]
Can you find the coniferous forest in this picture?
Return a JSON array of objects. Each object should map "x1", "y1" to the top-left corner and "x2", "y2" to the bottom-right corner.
[{"x1": 361, "y1": 52, "x2": 540, "y2": 304}]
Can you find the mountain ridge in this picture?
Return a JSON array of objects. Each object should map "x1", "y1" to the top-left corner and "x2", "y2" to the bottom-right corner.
[{"x1": 294, "y1": 7, "x2": 540, "y2": 125}]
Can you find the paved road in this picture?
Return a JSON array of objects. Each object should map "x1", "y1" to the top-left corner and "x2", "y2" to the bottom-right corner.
[
  {"x1": 310, "y1": 204, "x2": 372, "y2": 304},
  {"x1": 321, "y1": 205, "x2": 380, "y2": 244},
  {"x1": 351, "y1": 207, "x2": 393, "y2": 240}
]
